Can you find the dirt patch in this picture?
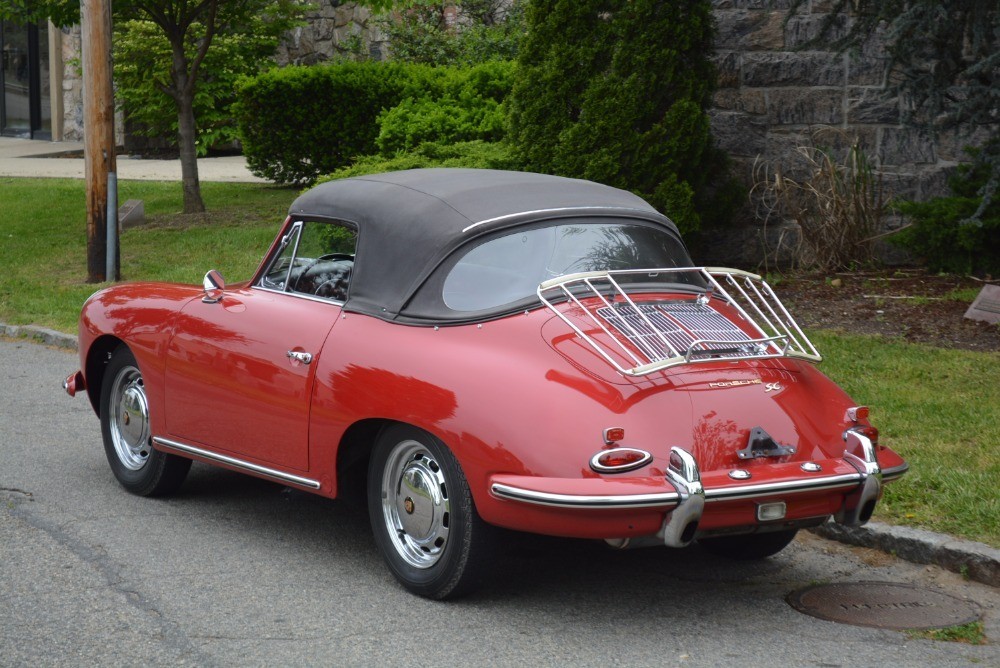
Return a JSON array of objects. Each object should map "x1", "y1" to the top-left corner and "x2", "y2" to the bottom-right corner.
[{"x1": 775, "y1": 269, "x2": 1000, "y2": 352}]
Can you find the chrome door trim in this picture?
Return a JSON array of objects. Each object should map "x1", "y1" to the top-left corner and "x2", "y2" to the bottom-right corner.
[{"x1": 153, "y1": 436, "x2": 321, "y2": 490}]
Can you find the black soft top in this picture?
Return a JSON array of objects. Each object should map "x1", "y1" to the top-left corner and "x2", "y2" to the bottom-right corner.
[{"x1": 288, "y1": 169, "x2": 682, "y2": 322}]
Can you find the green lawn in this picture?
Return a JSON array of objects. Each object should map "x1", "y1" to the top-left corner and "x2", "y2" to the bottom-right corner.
[
  {"x1": 815, "y1": 331, "x2": 999, "y2": 545},
  {"x1": 0, "y1": 177, "x2": 293, "y2": 332},
  {"x1": 2, "y1": 177, "x2": 997, "y2": 546}
]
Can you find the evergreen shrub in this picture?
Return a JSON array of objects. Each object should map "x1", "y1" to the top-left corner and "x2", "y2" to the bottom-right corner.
[
  {"x1": 507, "y1": 0, "x2": 735, "y2": 235},
  {"x1": 893, "y1": 148, "x2": 1000, "y2": 275}
]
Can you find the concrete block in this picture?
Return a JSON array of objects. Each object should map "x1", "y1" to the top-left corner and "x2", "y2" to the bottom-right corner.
[{"x1": 118, "y1": 199, "x2": 145, "y2": 229}]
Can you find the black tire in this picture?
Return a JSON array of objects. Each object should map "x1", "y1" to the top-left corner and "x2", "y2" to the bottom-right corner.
[
  {"x1": 100, "y1": 345, "x2": 191, "y2": 496},
  {"x1": 698, "y1": 529, "x2": 798, "y2": 561},
  {"x1": 367, "y1": 424, "x2": 494, "y2": 599}
]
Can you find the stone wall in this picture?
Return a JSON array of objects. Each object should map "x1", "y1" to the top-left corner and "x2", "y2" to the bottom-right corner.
[
  {"x1": 705, "y1": 0, "x2": 981, "y2": 265},
  {"x1": 59, "y1": 25, "x2": 84, "y2": 142},
  {"x1": 276, "y1": 1, "x2": 385, "y2": 65}
]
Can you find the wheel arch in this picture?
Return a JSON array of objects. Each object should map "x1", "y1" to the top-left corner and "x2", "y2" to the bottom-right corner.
[
  {"x1": 334, "y1": 418, "x2": 465, "y2": 502},
  {"x1": 84, "y1": 334, "x2": 126, "y2": 417},
  {"x1": 334, "y1": 417, "x2": 393, "y2": 502}
]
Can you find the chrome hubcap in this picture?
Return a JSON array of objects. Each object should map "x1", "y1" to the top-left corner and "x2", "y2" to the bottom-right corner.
[
  {"x1": 381, "y1": 440, "x2": 450, "y2": 569},
  {"x1": 109, "y1": 365, "x2": 151, "y2": 471}
]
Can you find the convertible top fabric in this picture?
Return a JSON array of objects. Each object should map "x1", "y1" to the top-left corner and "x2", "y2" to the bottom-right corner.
[{"x1": 288, "y1": 169, "x2": 682, "y2": 322}]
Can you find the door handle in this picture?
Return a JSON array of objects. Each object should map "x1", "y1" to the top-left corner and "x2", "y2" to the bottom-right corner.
[{"x1": 286, "y1": 350, "x2": 313, "y2": 365}]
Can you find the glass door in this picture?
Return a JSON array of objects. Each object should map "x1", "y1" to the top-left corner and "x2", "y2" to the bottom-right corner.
[{"x1": 1, "y1": 21, "x2": 50, "y2": 139}]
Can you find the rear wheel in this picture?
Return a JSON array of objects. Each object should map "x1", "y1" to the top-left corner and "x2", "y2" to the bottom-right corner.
[
  {"x1": 367, "y1": 424, "x2": 494, "y2": 599},
  {"x1": 698, "y1": 529, "x2": 798, "y2": 560},
  {"x1": 100, "y1": 345, "x2": 190, "y2": 496}
]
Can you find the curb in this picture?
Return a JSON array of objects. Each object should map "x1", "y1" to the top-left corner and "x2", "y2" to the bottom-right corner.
[
  {"x1": 1, "y1": 323, "x2": 77, "y2": 351},
  {"x1": 811, "y1": 521, "x2": 999, "y2": 588},
  {"x1": 3, "y1": 323, "x2": 997, "y2": 587}
]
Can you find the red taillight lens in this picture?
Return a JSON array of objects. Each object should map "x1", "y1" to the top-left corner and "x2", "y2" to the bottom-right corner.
[
  {"x1": 846, "y1": 406, "x2": 870, "y2": 422},
  {"x1": 855, "y1": 425, "x2": 879, "y2": 445},
  {"x1": 590, "y1": 448, "x2": 652, "y2": 473},
  {"x1": 603, "y1": 427, "x2": 625, "y2": 444}
]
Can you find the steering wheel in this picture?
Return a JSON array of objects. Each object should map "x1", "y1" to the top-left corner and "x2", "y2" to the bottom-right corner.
[{"x1": 292, "y1": 253, "x2": 355, "y2": 293}]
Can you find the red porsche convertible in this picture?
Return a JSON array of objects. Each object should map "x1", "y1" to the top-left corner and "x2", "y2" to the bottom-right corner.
[{"x1": 66, "y1": 169, "x2": 908, "y2": 598}]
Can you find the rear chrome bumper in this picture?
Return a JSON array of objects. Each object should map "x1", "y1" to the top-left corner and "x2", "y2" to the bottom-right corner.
[
  {"x1": 490, "y1": 434, "x2": 906, "y2": 545},
  {"x1": 835, "y1": 430, "x2": 882, "y2": 527}
]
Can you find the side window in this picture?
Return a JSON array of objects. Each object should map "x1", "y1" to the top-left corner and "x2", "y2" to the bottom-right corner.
[{"x1": 259, "y1": 220, "x2": 357, "y2": 302}]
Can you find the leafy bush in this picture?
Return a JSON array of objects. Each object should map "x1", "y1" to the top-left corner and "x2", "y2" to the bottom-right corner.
[
  {"x1": 317, "y1": 141, "x2": 516, "y2": 182},
  {"x1": 237, "y1": 60, "x2": 515, "y2": 185},
  {"x1": 507, "y1": 0, "x2": 734, "y2": 235},
  {"x1": 376, "y1": 61, "x2": 514, "y2": 154},
  {"x1": 235, "y1": 62, "x2": 415, "y2": 185},
  {"x1": 893, "y1": 147, "x2": 1000, "y2": 275}
]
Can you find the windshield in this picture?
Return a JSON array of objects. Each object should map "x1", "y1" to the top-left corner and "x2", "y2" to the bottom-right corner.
[{"x1": 443, "y1": 222, "x2": 700, "y2": 312}]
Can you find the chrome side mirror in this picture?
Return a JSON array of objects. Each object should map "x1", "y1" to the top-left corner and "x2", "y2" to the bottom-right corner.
[{"x1": 202, "y1": 269, "x2": 225, "y2": 303}]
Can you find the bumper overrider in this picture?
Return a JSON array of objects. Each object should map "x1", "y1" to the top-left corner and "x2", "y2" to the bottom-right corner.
[{"x1": 489, "y1": 430, "x2": 905, "y2": 547}]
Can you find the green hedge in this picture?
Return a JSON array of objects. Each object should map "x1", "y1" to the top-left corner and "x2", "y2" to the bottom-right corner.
[
  {"x1": 235, "y1": 62, "x2": 413, "y2": 185},
  {"x1": 317, "y1": 141, "x2": 517, "y2": 183},
  {"x1": 235, "y1": 60, "x2": 515, "y2": 186}
]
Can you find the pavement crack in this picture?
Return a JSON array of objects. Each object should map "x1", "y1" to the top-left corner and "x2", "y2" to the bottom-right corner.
[{"x1": 5, "y1": 501, "x2": 217, "y2": 666}]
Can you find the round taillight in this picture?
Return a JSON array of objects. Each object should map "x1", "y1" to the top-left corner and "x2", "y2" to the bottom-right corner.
[{"x1": 590, "y1": 448, "x2": 653, "y2": 474}]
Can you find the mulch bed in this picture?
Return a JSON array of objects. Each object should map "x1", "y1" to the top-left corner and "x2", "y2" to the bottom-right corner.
[{"x1": 773, "y1": 269, "x2": 1000, "y2": 352}]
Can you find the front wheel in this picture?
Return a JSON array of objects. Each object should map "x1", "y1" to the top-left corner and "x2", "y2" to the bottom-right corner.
[
  {"x1": 100, "y1": 345, "x2": 191, "y2": 496},
  {"x1": 698, "y1": 529, "x2": 798, "y2": 561},
  {"x1": 367, "y1": 424, "x2": 494, "y2": 599}
]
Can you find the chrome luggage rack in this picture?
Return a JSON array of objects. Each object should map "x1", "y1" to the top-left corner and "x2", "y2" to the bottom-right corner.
[{"x1": 537, "y1": 267, "x2": 821, "y2": 377}]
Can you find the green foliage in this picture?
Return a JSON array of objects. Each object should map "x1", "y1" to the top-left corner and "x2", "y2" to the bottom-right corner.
[
  {"x1": 507, "y1": 0, "x2": 734, "y2": 235},
  {"x1": 237, "y1": 60, "x2": 515, "y2": 185},
  {"x1": 906, "y1": 621, "x2": 987, "y2": 645},
  {"x1": 378, "y1": 0, "x2": 525, "y2": 65},
  {"x1": 814, "y1": 329, "x2": 1000, "y2": 546},
  {"x1": 893, "y1": 147, "x2": 1000, "y2": 275},
  {"x1": 0, "y1": 0, "x2": 78, "y2": 26},
  {"x1": 376, "y1": 61, "x2": 514, "y2": 154},
  {"x1": 317, "y1": 141, "x2": 515, "y2": 182},
  {"x1": 114, "y1": 16, "x2": 292, "y2": 156},
  {"x1": 235, "y1": 62, "x2": 415, "y2": 185}
]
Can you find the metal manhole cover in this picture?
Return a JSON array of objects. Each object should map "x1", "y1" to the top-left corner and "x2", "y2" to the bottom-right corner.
[{"x1": 787, "y1": 582, "x2": 980, "y2": 630}]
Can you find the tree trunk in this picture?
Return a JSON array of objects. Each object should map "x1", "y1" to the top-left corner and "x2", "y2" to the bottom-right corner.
[
  {"x1": 176, "y1": 93, "x2": 205, "y2": 213},
  {"x1": 170, "y1": 44, "x2": 205, "y2": 214}
]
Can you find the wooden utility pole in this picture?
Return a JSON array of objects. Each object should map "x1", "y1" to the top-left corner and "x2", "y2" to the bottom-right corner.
[{"x1": 81, "y1": 0, "x2": 117, "y2": 283}]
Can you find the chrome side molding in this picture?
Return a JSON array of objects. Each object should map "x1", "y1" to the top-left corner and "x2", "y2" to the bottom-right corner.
[{"x1": 152, "y1": 436, "x2": 321, "y2": 490}]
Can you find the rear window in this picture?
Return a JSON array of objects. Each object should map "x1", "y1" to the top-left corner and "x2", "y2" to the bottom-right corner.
[{"x1": 442, "y1": 222, "x2": 698, "y2": 312}]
